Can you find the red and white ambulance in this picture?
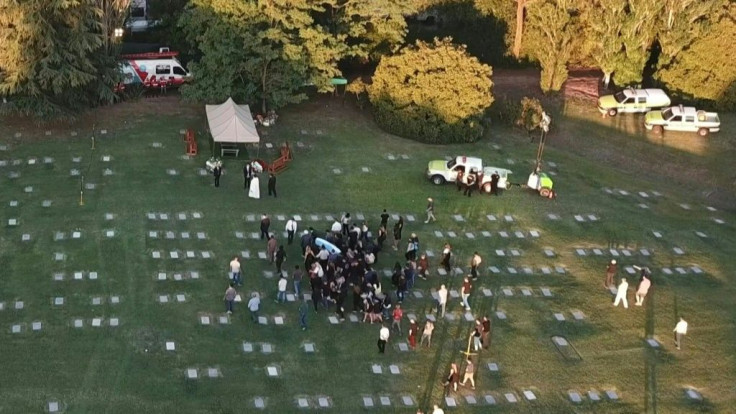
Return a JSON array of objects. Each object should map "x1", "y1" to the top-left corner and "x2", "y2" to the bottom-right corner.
[{"x1": 119, "y1": 48, "x2": 190, "y2": 88}]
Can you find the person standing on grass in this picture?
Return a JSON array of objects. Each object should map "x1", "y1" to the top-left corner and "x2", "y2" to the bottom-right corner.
[
  {"x1": 470, "y1": 252, "x2": 482, "y2": 280},
  {"x1": 380, "y1": 209, "x2": 390, "y2": 229},
  {"x1": 285, "y1": 217, "x2": 298, "y2": 245},
  {"x1": 431, "y1": 404, "x2": 445, "y2": 414},
  {"x1": 440, "y1": 243, "x2": 452, "y2": 272},
  {"x1": 243, "y1": 162, "x2": 252, "y2": 190},
  {"x1": 443, "y1": 363, "x2": 459, "y2": 393},
  {"x1": 275, "y1": 245, "x2": 287, "y2": 273},
  {"x1": 613, "y1": 278, "x2": 629, "y2": 308},
  {"x1": 425, "y1": 197, "x2": 436, "y2": 223},
  {"x1": 408, "y1": 319, "x2": 418, "y2": 349},
  {"x1": 461, "y1": 277, "x2": 473, "y2": 311},
  {"x1": 276, "y1": 274, "x2": 288, "y2": 303},
  {"x1": 605, "y1": 259, "x2": 617, "y2": 289},
  {"x1": 437, "y1": 284, "x2": 448, "y2": 317},
  {"x1": 247, "y1": 292, "x2": 261, "y2": 322},
  {"x1": 673, "y1": 317, "x2": 688, "y2": 350},
  {"x1": 392, "y1": 304, "x2": 403, "y2": 334},
  {"x1": 417, "y1": 253, "x2": 429, "y2": 280},
  {"x1": 267, "y1": 235, "x2": 277, "y2": 263},
  {"x1": 456, "y1": 169, "x2": 465, "y2": 192},
  {"x1": 224, "y1": 283, "x2": 237, "y2": 314},
  {"x1": 635, "y1": 272, "x2": 651, "y2": 306},
  {"x1": 460, "y1": 358, "x2": 475, "y2": 389},
  {"x1": 420, "y1": 319, "x2": 434, "y2": 348},
  {"x1": 260, "y1": 214, "x2": 270, "y2": 240},
  {"x1": 229, "y1": 256, "x2": 242, "y2": 286},
  {"x1": 213, "y1": 163, "x2": 222, "y2": 187},
  {"x1": 292, "y1": 265, "x2": 303, "y2": 298},
  {"x1": 481, "y1": 316, "x2": 492, "y2": 349},
  {"x1": 470, "y1": 320, "x2": 483, "y2": 351},
  {"x1": 378, "y1": 324, "x2": 390, "y2": 353},
  {"x1": 298, "y1": 299, "x2": 308, "y2": 330},
  {"x1": 464, "y1": 169, "x2": 476, "y2": 197},
  {"x1": 267, "y1": 173, "x2": 277, "y2": 197},
  {"x1": 300, "y1": 229, "x2": 312, "y2": 254},
  {"x1": 490, "y1": 171, "x2": 500, "y2": 195},
  {"x1": 392, "y1": 216, "x2": 404, "y2": 251}
]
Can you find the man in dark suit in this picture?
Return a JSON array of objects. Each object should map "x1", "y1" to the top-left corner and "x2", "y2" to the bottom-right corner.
[
  {"x1": 490, "y1": 171, "x2": 500, "y2": 195},
  {"x1": 267, "y1": 173, "x2": 277, "y2": 197},
  {"x1": 213, "y1": 164, "x2": 222, "y2": 187}
]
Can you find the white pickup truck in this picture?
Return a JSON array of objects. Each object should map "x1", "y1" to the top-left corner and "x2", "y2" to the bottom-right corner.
[
  {"x1": 645, "y1": 105, "x2": 720, "y2": 136},
  {"x1": 426, "y1": 156, "x2": 512, "y2": 192}
]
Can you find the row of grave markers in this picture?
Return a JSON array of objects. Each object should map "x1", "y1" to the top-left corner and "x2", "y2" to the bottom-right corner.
[{"x1": 9, "y1": 317, "x2": 120, "y2": 333}]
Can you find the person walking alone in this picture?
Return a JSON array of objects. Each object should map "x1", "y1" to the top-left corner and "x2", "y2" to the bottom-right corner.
[
  {"x1": 460, "y1": 358, "x2": 475, "y2": 389},
  {"x1": 276, "y1": 274, "x2": 288, "y2": 303},
  {"x1": 267, "y1": 173, "x2": 277, "y2": 197},
  {"x1": 285, "y1": 217, "x2": 298, "y2": 245},
  {"x1": 378, "y1": 324, "x2": 390, "y2": 353},
  {"x1": 260, "y1": 214, "x2": 271, "y2": 240},
  {"x1": 298, "y1": 299, "x2": 308, "y2": 330},
  {"x1": 461, "y1": 277, "x2": 473, "y2": 311},
  {"x1": 613, "y1": 278, "x2": 629, "y2": 308},
  {"x1": 247, "y1": 292, "x2": 261, "y2": 322},
  {"x1": 425, "y1": 197, "x2": 436, "y2": 223},
  {"x1": 673, "y1": 317, "x2": 688, "y2": 350},
  {"x1": 229, "y1": 256, "x2": 242, "y2": 286},
  {"x1": 224, "y1": 283, "x2": 237, "y2": 314}
]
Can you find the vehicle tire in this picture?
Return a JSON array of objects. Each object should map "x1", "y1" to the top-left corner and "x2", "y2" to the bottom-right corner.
[
  {"x1": 607, "y1": 108, "x2": 618, "y2": 117},
  {"x1": 483, "y1": 183, "x2": 491, "y2": 193},
  {"x1": 431, "y1": 175, "x2": 445, "y2": 185},
  {"x1": 540, "y1": 187, "x2": 551, "y2": 197},
  {"x1": 652, "y1": 125, "x2": 663, "y2": 135},
  {"x1": 698, "y1": 128, "x2": 709, "y2": 137}
]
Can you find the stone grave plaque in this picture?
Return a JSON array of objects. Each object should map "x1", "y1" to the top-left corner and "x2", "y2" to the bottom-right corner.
[
  {"x1": 496, "y1": 249, "x2": 505, "y2": 256},
  {"x1": 504, "y1": 215, "x2": 514, "y2": 222},
  {"x1": 646, "y1": 338, "x2": 660, "y2": 348},
  {"x1": 465, "y1": 232, "x2": 475, "y2": 239},
  {"x1": 576, "y1": 249, "x2": 586, "y2": 256},
  {"x1": 503, "y1": 288, "x2": 513, "y2": 296},
  {"x1": 505, "y1": 393, "x2": 518, "y2": 403},
  {"x1": 445, "y1": 397, "x2": 457, "y2": 407},
  {"x1": 547, "y1": 214, "x2": 560, "y2": 220},
  {"x1": 53, "y1": 273, "x2": 64, "y2": 281},
  {"x1": 297, "y1": 398, "x2": 309, "y2": 408},
  {"x1": 187, "y1": 369, "x2": 198, "y2": 379},
  {"x1": 713, "y1": 218, "x2": 725, "y2": 224},
  {"x1": 437, "y1": 268, "x2": 447, "y2": 276},
  {"x1": 555, "y1": 266, "x2": 566, "y2": 274},
  {"x1": 201, "y1": 251, "x2": 212, "y2": 259},
  {"x1": 484, "y1": 395, "x2": 496, "y2": 405},
  {"x1": 152, "y1": 251, "x2": 161, "y2": 259},
  {"x1": 207, "y1": 368, "x2": 219, "y2": 378},
  {"x1": 397, "y1": 342, "x2": 409, "y2": 351},
  {"x1": 572, "y1": 310, "x2": 585, "y2": 320},
  {"x1": 218, "y1": 315, "x2": 229, "y2": 324},
  {"x1": 652, "y1": 231, "x2": 662, "y2": 238},
  {"x1": 317, "y1": 397, "x2": 330, "y2": 408},
  {"x1": 622, "y1": 249, "x2": 632, "y2": 257},
  {"x1": 569, "y1": 391, "x2": 582, "y2": 403},
  {"x1": 489, "y1": 266, "x2": 500, "y2": 274},
  {"x1": 258, "y1": 316, "x2": 268, "y2": 325},
  {"x1": 54, "y1": 297, "x2": 64, "y2": 306},
  {"x1": 401, "y1": 396, "x2": 414, "y2": 406},
  {"x1": 200, "y1": 316, "x2": 211, "y2": 325},
  {"x1": 363, "y1": 397, "x2": 374, "y2": 407},
  {"x1": 412, "y1": 291, "x2": 423, "y2": 299},
  {"x1": 541, "y1": 287, "x2": 552, "y2": 297},
  {"x1": 499, "y1": 231, "x2": 509, "y2": 238},
  {"x1": 507, "y1": 267, "x2": 517, "y2": 274},
  {"x1": 92, "y1": 318, "x2": 102, "y2": 327},
  {"x1": 379, "y1": 396, "x2": 391, "y2": 406},
  {"x1": 541, "y1": 267, "x2": 551, "y2": 275},
  {"x1": 73, "y1": 319, "x2": 84, "y2": 328},
  {"x1": 685, "y1": 388, "x2": 703, "y2": 401},
  {"x1": 109, "y1": 318, "x2": 119, "y2": 327},
  {"x1": 515, "y1": 231, "x2": 525, "y2": 238},
  {"x1": 159, "y1": 295, "x2": 169, "y2": 303},
  {"x1": 523, "y1": 390, "x2": 536, "y2": 401},
  {"x1": 673, "y1": 247, "x2": 685, "y2": 255},
  {"x1": 486, "y1": 214, "x2": 497, "y2": 221},
  {"x1": 482, "y1": 288, "x2": 492, "y2": 297},
  {"x1": 11, "y1": 324, "x2": 21, "y2": 333},
  {"x1": 592, "y1": 248, "x2": 603, "y2": 256},
  {"x1": 32, "y1": 322, "x2": 42, "y2": 333},
  {"x1": 274, "y1": 316, "x2": 284, "y2": 325},
  {"x1": 190, "y1": 271, "x2": 200, "y2": 279},
  {"x1": 662, "y1": 268, "x2": 673, "y2": 275},
  {"x1": 544, "y1": 249, "x2": 555, "y2": 257},
  {"x1": 588, "y1": 390, "x2": 601, "y2": 401},
  {"x1": 48, "y1": 402, "x2": 60, "y2": 413},
  {"x1": 510, "y1": 249, "x2": 521, "y2": 256},
  {"x1": 605, "y1": 390, "x2": 619, "y2": 400},
  {"x1": 91, "y1": 297, "x2": 102, "y2": 306},
  {"x1": 481, "y1": 231, "x2": 492, "y2": 238},
  {"x1": 254, "y1": 397, "x2": 266, "y2": 409},
  {"x1": 453, "y1": 214, "x2": 464, "y2": 222},
  {"x1": 554, "y1": 313, "x2": 565, "y2": 321},
  {"x1": 522, "y1": 267, "x2": 533, "y2": 275},
  {"x1": 304, "y1": 343, "x2": 315, "y2": 353},
  {"x1": 446, "y1": 231, "x2": 457, "y2": 238},
  {"x1": 266, "y1": 366, "x2": 278, "y2": 377},
  {"x1": 371, "y1": 364, "x2": 382, "y2": 374},
  {"x1": 487, "y1": 362, "x2": 499, "y2": 372},
  {"x1": 242, "y1": 342, "x2": 253, "y2": 352},
  {"x1": 495, "y1": 311, "x2": 506, "y2": 320},
  {"x1": 389, "y1": 365, "x2": 400, "y2": 374},
  {"x1": 464, "y1": 312, "x2": 474, "y2": 322},
  {"x1": 445, "y1": 313, "x2": 456, "y2": 321},
  {"x1": 574, "y1": 215, "x2": 585, "y2": 222},
  {"x1": 691, "y1": 266, "x2": 703, "y2": 274},
  {"x1": 166, "y1": 341, "x2": 176, "y2": 351}
]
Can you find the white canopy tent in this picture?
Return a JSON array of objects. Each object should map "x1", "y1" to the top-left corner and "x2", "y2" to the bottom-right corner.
[{"x1": 205, "y1": 97, "x2": 260, "y2": 144}]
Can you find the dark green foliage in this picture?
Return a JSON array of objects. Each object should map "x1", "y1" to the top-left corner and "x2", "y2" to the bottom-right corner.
[{"x1": 368, "y1": 37, "x2": 493, "y2": 144}]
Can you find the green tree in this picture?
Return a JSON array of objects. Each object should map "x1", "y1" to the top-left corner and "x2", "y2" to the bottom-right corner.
[
  {"x1": 367, "y1": 37, "x2": 493, "y2": 143},
  {"x1": 655, "y1": 0, "x2": 727, "y2": 69},
  {"x1": 179, "y1": 0, "x2": 344, "y2": 112},
  {"x1": 656, "y1": 5, "x2": 736, "y2": 109},
  {"x1": 614, "y1": 0, "x2": 661, "y2": 86},
  {"x1": 473, "y1": 0, "x2": 517, "y2": 54},
  {"x1": 322, "y1": 0, "x2": 417, "y2": 60},
  {"x1": 524, "y1": 0, "x2": 578, "y2": 92},
  {"x1": 580, "y1": 0, "x2": 629, "y2": 89},
  {"x1": 515, "y1": 97, "x2": 545, "y2": 137},
  {"x1": 0, "y1": 0, "x2": 125, "y2": 118}
]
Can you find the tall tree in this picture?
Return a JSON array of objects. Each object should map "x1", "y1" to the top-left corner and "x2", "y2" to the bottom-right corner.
[
  {"x1": 322, "y1": 0, "x2": 417, "y2": 60},
  {"x1": 656, "y1": 5, "x2": 736, "y2": 109},
  {"x1": 524, "y1": 0, "x2": 577, "y2": 92},
  {"x1": 580, "y1": 0, "x2": 628, "y2": 89},
  {"x1": 615, "y1": 0, "x2": 662, "y2": 86},
  {"x1": 179, "y1": 0, "x2": 344, "y2": 112},
  {"x1": 0, "y1": 0, "x2": 124, "y2": 118},
  {"x1": 473, "y1": 0, "x2": 518, "y2": 56},
  {"x1": 367, "y1": 37, "x2": 493, "y2": 143},
  {"x1": 655, "y1": 0, "x2": 727, "y2": 69}
]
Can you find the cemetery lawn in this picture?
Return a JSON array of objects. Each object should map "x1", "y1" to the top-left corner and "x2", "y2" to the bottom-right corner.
[{"x1": 1, "y1": 96, "x2": 734, "y2": 413}]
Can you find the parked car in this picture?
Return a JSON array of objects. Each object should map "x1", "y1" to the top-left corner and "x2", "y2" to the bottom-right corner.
[
  {"x1": 645, "y1": 105, "x2": 720, "y2": 136},
  {"x1": 597, "y1": 88, "x2": 671, "y2": 116},
  {"x1": 426, "y1": 156, "x2": 512, "y2": 192}
]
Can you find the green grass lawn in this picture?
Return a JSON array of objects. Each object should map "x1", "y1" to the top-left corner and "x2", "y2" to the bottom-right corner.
[{"x1": 0, "y1": 96, "x2": 734, "y2": 413}]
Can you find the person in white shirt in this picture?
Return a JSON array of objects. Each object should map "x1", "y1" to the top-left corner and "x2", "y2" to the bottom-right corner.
[
  {"x1": 431, "y1": 404, "x2": 445, "y2": 414},
  {"x1": 285, "y1": 218, "x2": 298, "y2": 245},
  {"x1": 420, "y1": 319, "x2": 435, "y2": 347},
  {"x1": 247, "y1": 292, "x2": 261, "y2": 323},
  {"x1": 378, "y1": 324, "x2": 390, "y2": 353},
  {"x1": 276, "y1": 275, "x2": 288, "y2": 303},
  {"x1": 673, "y1": 317, "x2": 688, "y2": 350},
  {"x1": 613, "y1": 278, "x2": 628, "y2": 308},
  {"x1": 437, "y1": 284, "x2": 448, "y2": 317},
  {"x1": 229, "y1": 256, "x2": 242, "y2": 286}
]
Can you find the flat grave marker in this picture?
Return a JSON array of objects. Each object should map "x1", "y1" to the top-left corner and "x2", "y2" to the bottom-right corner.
[
  {"x1": 187, "y1": 369, "x2": 198, "y2": 379},
  {"x1": 588, "y1": 390, "x2": 601, "y2": 402},
  {"x1": 685, "y1": 388, "x2": 703, "y2": 401},
  {"x1": 48, "y1": 401, "x2": 60, "y2": 413},
  {"x1": 73, "y1": 319, "x2": 84, "y2": 328},
  {"x1": 201, "y1": 315, "x2": 211, "y2": 325},
  {"x1": 401, "y1": 396, "x2": 414, "y2": 406},
  {"x1": 605, "y1": 390, "x2": 619, "y2": 400},
  {"x1": 523, "y1": 390, "x2": 537, "y2": 401},
  {"x1": 445, "y1": 397, "x2": 457, "y2": 407},
  {"x1": 254, "y1": 397, "x2": 266, "y2": 409},
  {"x1": 363, "y1": 397, "x2": 374, "y2": 407},
  {"x1": 266, "y1": 366, "x2": 279, "y2": 377},
  {"x1": 505, "y1": 393, "x2": 518, "y2": 403},
  {"x1": 15, "y1": 301, "x2": 24, "y2": 310},
  {"x1": 109, "y1": 318, "x2": 119, "y2": 327},
  {"x1": 569, "y1": 391, "x2": 582, "y2": 403},
  {"x1": 380, "y1": 396, "x2": 391, "y2": 406},
  {"x1": 165, "y1": 341, "x2": 176, "y2": 351},
  {"x1": 11, "y1": 324, "x2": 21, "y2": 334},
  {"x1": 484, "y1": 395, "x2": 496, "y2": 405},
  {"x1": 91, "y1": 318, "x2": 102, "y2": 327}
]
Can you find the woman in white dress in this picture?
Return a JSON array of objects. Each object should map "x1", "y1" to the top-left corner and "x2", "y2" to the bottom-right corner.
[{"x1": 248, "y1": 173, "x2": 260, "y2": 199}]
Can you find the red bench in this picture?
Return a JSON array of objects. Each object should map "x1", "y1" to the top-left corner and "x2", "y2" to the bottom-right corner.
[{"x1": 185, "y1": 129, "x2": 198, "y2": 156}]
